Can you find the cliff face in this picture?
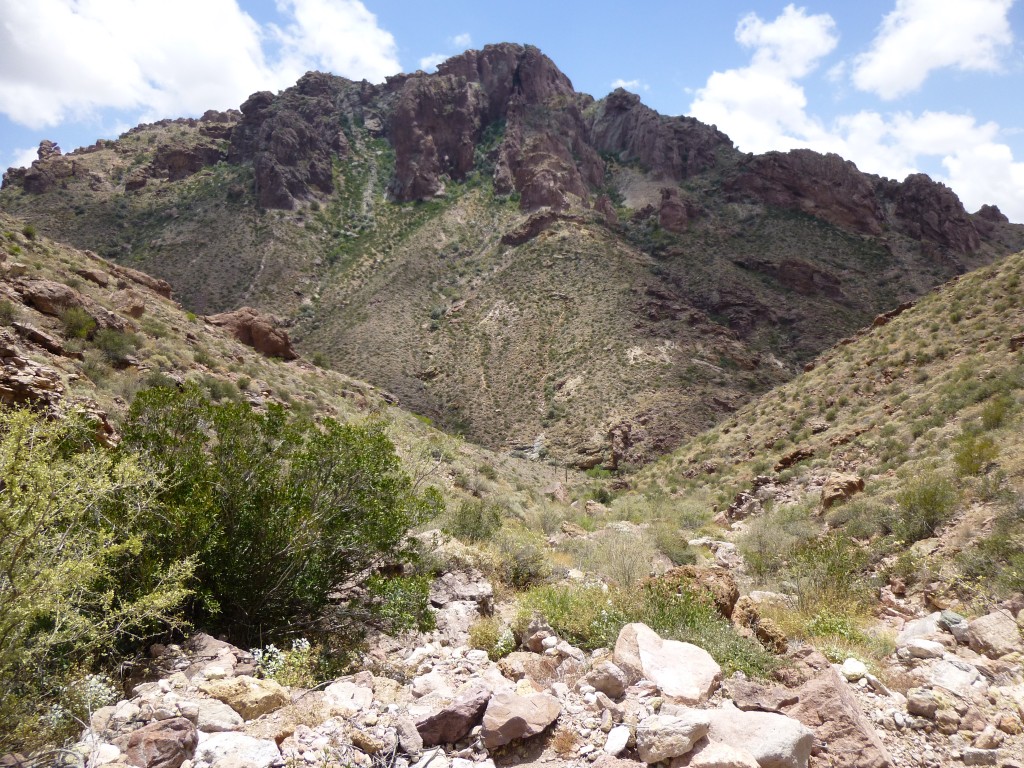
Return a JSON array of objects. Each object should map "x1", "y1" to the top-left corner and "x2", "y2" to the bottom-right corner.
[{"x1": 3, "y1": 43, "x2": 1024, "y2": 468}]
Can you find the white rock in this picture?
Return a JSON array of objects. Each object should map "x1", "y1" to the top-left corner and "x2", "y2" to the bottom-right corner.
[
  {"x1": 411, "y1": 748, "x2": 449, "y2": 768},
  {"x1": 614, "y1": 623, "x2": 721, "y2": 705},
  {"x1": 906, "y1": 638, "x2": 945, "y2": 659},
  {"x1": 896, "y1": 613, "x2": 941, "y2": 645},
  {"x1": 195, "y1": 698, "x2": 243, "y2": 732},
  {"x1": 604, "y1": 725, "x2": 630, "y2": 756},
  {"x1": 635, "y1": 712, "x2": 711, "y2": 763},
  {"x1": 840, "y1": 658, "x2": 868, "y2": 682},
  {"x1": 195, "y1": 732, "x2": 280, "y2": 768},
  {"x1": 706, "y1": 703, "x2": 813, "y2": 768},
  {"x1": 465, "y1": 649, "x2": 489, "y2": 665},
  {"x1": 685, "y1": 740, "x2": 760, "y2": 768}
]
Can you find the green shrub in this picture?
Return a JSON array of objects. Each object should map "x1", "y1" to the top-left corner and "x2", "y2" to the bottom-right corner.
[
  {"x1": 468, "y1": 616, "x2": 516, "y2": 661},
  {"x1": 566, "y1": 528, "x2": 653, "y2": 588},
  {"x1": 59, "y1": 306, "x2": 96, "y2": 339},
  {"x1": 121, "y1": 384, "x2": 442, "y2": 644},
  {"x1": 0, "y1": 300, "x2": 16, "y2": 326},
  {"x1": 517, "y1": 581, "x2": 776, "y2": 678},
  {"x1": 0, "y1": 408, "x2": 193, "y2": 750},
  {"x1": 21, "y1": 223, "x2": 37, "y2": 240},
  {"x1": 93, "y1": 328, "x2": 139, "y2": 365},
  {"x1": 493, "y1": 526, "x2": 550, "y2": 588},
  {"x1": 981, "y1": 394, "x2": 1014, "y2": 430},
  {"x1": 445, "y1": 499, "x2": 505, "y2": 543},
  {"x1": 952, "y1": 430, "x2": 998, "y2": 477},
  {"x1": 739, "y1": 501, "x2": 818, "y2": 580},
  {"x1": 890, "y1": 473, "x2": 958, "y2": 543}
]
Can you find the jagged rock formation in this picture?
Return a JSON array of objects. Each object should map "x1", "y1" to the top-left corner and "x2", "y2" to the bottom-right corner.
[{"x1": 3, "y1": 43, "x2": 1024, "y2": 466}]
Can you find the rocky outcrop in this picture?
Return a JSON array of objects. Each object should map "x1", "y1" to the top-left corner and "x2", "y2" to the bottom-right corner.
[
  {"x1": 726, "y1": 150, "x2": 883, "y2": 236},
  {"x1": 885, "y1": 173, "x2": 980, "y2": 254},
  {"x1": 205, "y1": 306, "x2": 298, "y2": 360},
  {"x1": 228, "y1": 72, "x2": 355, "y2": 210},
  {"x1": 587, "y1": 89, "x2": 732, "y2": 180}
]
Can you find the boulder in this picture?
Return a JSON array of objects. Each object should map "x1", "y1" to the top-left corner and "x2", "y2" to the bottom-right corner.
[
  {"x1": 429, "y1": 569, "x2": 494, "y2": 612},
  {"x1": 194, "y1": 698, "x2": 244, "y2": 732},
  {"x1": 481, "y1": 691, "x2": 561, "y2": 749},
  {"x1": 199, "y1": 676, "x2": 289, "y2": 720},
  {"x1": 582, "y1": 660, "x2": 629, "y2": 699},
  {"x1": 206, "y1": 306, "x2": 298, "y2": 360},
  {"x1": 821, "y1": 473, "x2": 864, "y2": 509},
  {"x1": 604, "y1": 725, "x2": 630, "y2": 756},
  {"x1": 785, "y1": 666, "x2": 894, "y2": 768},
  {"x1": 906, "y1": 638, "x2": 945, "y2": 659},
  {"x1": 896, "y1": 612, "x2": 941, "y2": 645},
  {"x1": 194, "y1": 732, "x2": 280, "y2": 768},
  {"x1": 613, "y1": 623, "x2": 722, "y2": 704},
  {"x1": 415, "y1": 682, "x2": 491, "y2": 747},
  {"x1": 635, "y1": 712, "x2": 711, "y2": 763},
  {"x1": 706, "y1": 703, "x2": 814, "y2": 768},
  {"x1": 724, "y1": 679, "x2": 798, "y2": 713},
  {"x1": 121, "y1": 717, "x2": 197, "y2": 768},
  {"x1": 683, "y1": 741, "x2": 760, "y2": 768},
  {"x1": 966, "y1": 611, "x2": 1023, "y2": 659}
]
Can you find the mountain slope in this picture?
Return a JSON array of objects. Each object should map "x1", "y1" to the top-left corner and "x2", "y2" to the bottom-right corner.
[{"x1": 3, "y1": 43, "x2": 1023, "y2": 466}]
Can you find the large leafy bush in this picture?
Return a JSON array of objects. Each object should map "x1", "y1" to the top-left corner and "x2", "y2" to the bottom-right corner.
[{"x1": 121, "y1": 384, "x2": 442, "y2": 643}]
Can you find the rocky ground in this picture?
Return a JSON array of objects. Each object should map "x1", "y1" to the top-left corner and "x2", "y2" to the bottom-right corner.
[{"x1": 12, "y1": 538, "x2": 1022, "y2": 768}]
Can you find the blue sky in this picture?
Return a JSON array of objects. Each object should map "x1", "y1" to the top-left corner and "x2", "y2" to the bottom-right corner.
[{"x1": 2, "y1": 1, "x2": 1023, "y2": 220}]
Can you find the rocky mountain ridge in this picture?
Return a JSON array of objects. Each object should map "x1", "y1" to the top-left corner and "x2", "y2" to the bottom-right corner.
[{"x1": 3, "y1": 43, "x2": 1024, "y2": 466}]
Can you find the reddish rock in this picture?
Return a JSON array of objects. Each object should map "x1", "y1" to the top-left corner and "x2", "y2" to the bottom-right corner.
[
  {"x1": 206, "y1": 306, "x2": 297, "y2": 360},
  {"x1": 785, "y1": 666, "x2": 894, "y2": 768},
  {"x1": 588, "y1": 88, "x2": 732, "y2": 181},
  {"x1": 658, "y1": 187, "x2": 697, "y2": 233},
  {"x1": 416, "y1": 682, "x2": 491, "y2": 747},
  {"x1": 725, "y1": 150, "x2": 884, "y2": 236},
  {"x1": 775, "y1": 447, "x2": 814, "y2": 471},
  {"x1": 886, "y1": 173, "x2": 980, "y2": 254},
  {"x1": 481, "y1": 691, "x2": 561, "y2": 749},
  {"x1": 122, "y1": 717, "x2": 197, "y2": 768}
]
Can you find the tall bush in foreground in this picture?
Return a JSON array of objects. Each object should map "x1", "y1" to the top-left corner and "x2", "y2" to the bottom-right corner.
[
  {"x1": 122, "y1": 384, "x2": 442, "y2": 644},
  {"x1": 0, "y1": 408, "x2": 193, "y2": 750}
]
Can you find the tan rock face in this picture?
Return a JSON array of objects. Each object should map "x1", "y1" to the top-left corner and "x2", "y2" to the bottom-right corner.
[
  {"x1": 966, "y1": 611, "x2": 1023, "y2": 659},
  {"x1": 821, "y1": 473, "x2": 865, "y2": 509},
  {"x1": 199, "y1": 675, "x2": 290, "y2": 720},
  {"x1": 481, "y1": 691, "x2": 561, "y2": 749}
]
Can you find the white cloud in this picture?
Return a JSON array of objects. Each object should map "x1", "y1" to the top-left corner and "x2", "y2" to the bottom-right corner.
[
  {"x1": 689, "y1": 5, "x2": 838, "y2": 154},
  {"x1": 272, "y1": 0, "x2": 400, "y2": 85},
  {"x1": 451, "y1": 33, "x2": 472, "y2": 48},
  {"x1": 0, "y1": 0, "x2": 400, "y2": 130},
  {"x1": 610, "y1": 78, "x2": 649, "y2": 92},
  {"x1": 418, "y1": 53, "x2": 448, "y2": 72},
  {"x1": 853, "y1": 0, "x2": 1014, "y2": 99},
  {"x1": 7, "y1": 146, "x2": 39, "y2": 170},
  {"x1": 687, "y1": 4, "x2": 1024, "y2": 222}
]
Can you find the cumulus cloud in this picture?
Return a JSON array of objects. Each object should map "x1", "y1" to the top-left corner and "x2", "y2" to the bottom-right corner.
[
  {"x1": 610, "y1": 78, "x2": 649, "y2": 92},
  {"x1": 689, "y1": 4, "x2": 838, "y2": 153},
  {"x1": 687, "y1": 4, "x2": 1024, "y2": 222},
  {"x1": 0, "y1": 0, "x2": 400, "y2": 130},
  {"x1": 418, "y1": 54, "x2": 448, "y2": 72},
  {"x1": 853, "y1": 0, "x2": 1014, "y2": 99},
  {"x1": 451, "y1": 33, "x2": 472, "y2": 48},
  {"x1": 7, "y1": 146, "x2": 39, "y2": 170}
]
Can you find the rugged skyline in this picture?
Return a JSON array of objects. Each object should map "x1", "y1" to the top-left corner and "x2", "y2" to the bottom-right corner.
[{"x1": 2, "y1": 1, "x2": 1023, "y2": 219}]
